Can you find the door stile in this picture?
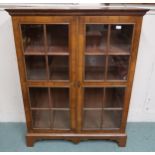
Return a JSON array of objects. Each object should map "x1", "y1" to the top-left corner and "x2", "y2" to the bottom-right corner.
[
  {"x1": 77, "y1": 17, "x2": 85, "y2": 132},
  {"x1": 69, "y1": 17, "x2": 78, "y2": 131}
]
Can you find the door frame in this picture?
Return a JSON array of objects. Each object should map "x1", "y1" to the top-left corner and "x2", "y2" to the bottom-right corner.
[
  {"x1": 12, "y1": 16, "x2": 77, "y2": 133},
  {"x1": 77, "y1": 16, "x2": 143, "y2": 133}
]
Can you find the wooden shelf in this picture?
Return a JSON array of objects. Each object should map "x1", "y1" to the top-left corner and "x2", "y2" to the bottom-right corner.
[
  {"x1": 24, "y1": 45, "x2": 45, "y2": 54},
  {"x1": 23, "y1": 46, "x2": 69, "y2": 55},
  {"x1": 47, "y1": 52, "x2": 69, "y2": 56},
  {"x1": 86, "y1": 31, "x2": 102, "y2": 37},
  {"x1": 85, "y1": 46, "x2": 130, "y2": 56},
  {"x1": 84, "y1": 108, "x2": 123, "y2": 110},
  {"x1": 85, "y1": 45, "x2": 131, "y2": 56},
  {"x1": 85, "y1": 69, "x2": 127, "y2": 81},
  {"x1": 24, "y1": 52, "x2": 69, "y2": 56},
  {"x1": 104, "y1": 107, "x2": 123, "y2": 110},
  {"x1": 109, "y1": 44, "x2": 131, "y2": 55},
  {"x1": 47, "y1": 46, "x2": 69, "y2": 55},
  {"x1": 31, "y1": 108, "x2": 70, "y2": 110},
  {"x1": 86, "y1": 47, "x2": 106, "y2": 55},
  {"x1": 85, "y1": 52, "x2": 106, "y2": 56},
  {"x1": 85, "y1": 51, "x2": 130, "y2": 56},
  {"x1": 27, "y1": 68, "x2": 47, "y2": 80},
  {"x1": 24, "y1": 51, "x2": 45, "y2": 56}
]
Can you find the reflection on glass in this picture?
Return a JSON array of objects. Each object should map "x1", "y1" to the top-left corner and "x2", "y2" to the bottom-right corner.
[
  {"x1": 47, "y1": 25, "x2": 69, "y2": 54},
  {"x1": 21, "y1": 24, "x2": 44, "y2": 54},
  {"x1": 107, "y1": 56, "x2": 129, "y2": 80},
  {"x1": 110, "y1": 24, "x2": 133, "y2": 54},
  {"x1": 25, "y1": 56, "x2": 47, "y2": 80},
  {"x1": 86, "y1": 25, "x2": 108, "y2": 54},
  {"x1": 85, "y1": 56, "x2": 106, "y2": 80}
]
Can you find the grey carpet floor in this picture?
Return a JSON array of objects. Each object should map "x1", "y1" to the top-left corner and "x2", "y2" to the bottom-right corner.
[{"x1": 0, "y1": 122, "x2": 155, "y2": 152}]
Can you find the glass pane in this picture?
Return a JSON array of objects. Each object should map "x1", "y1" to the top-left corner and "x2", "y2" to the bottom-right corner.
[
  {"x1": 32, "y1": 110, "x2": 50, "y2": 128},
  {"x1": 85, "y1": 56, "x2": 106, "y2": 80},
  {"x1": 29, "y1": 88, "x2": 49, "y2": 108},
  {"x1": 48, "y1": 56, "x2": 69, "y2": 80},
  {"x1": 107, "y1": 56, "x2": 129, "y2": 80},
  {"x1": 102, "y1": 110, "x2": 122, "y2": 129},
  {"x1": 110, "y1": 24, "x2": 133, "y2": 54},
  {"x1": 21, "y1": 24, "x2": 44, "y2": 54},
  {"x1": 86, "y1": 25, "x2": 108, "y2": 54},
  {"x1": 51, "y1": 88, "x2": 69, "y2": 108},
  {"x1": 52, "y1": 110, "x2": 70, "y2": 129},
  {"x1": 47, "y1": 25, "x2": 69, "y2": 54},
  {"x1": 105, "y1": 87, "x2": 125, "y2": 108},
  {"x1": 84, "y1": 88, "x2": 103, "y2": 108},
  {"x1": 25, "y1": 56, "x2": 47, "y2": 80},
  {"x1": 83, "y1": 110, "x2": 102, "y2": 130}
]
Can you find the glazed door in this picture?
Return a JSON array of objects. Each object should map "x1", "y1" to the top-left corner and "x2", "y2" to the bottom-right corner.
[
  {"x1": 77, "y1": 16, "x2": 135, "y2": 132},
  {"x1": 14, "y1": 16, "x2": 76, "y2": 132}
]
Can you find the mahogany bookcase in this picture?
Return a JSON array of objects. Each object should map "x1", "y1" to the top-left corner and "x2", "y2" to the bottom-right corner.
[{"x1": 6, "y1": 7, "x2": 148, "y2": 147}]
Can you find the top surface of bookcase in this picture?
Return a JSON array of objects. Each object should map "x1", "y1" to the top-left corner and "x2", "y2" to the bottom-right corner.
[{"x1": 5, "y1": 4, "x2": 149, "y2": 16}]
